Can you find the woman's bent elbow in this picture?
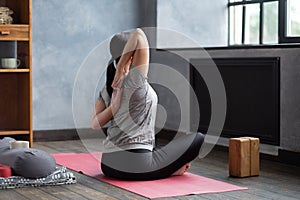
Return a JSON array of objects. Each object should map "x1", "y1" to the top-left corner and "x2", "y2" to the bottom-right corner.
[
  {"x1": 91, "y1": 118, "x2": 101, "y2": 130},
  {"x1": 91, "y1": 124, "x2": 99, "y2": 130}
]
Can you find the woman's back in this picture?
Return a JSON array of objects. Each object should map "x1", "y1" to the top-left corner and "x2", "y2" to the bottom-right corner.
[{"x1": 102, "y1": 67, "x2": 158, "y2": 152}]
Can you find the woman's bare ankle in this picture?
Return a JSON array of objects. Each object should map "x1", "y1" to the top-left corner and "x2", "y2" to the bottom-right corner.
[{"x1": 172, "y1": 163, "x2": 191, "y2": 176}]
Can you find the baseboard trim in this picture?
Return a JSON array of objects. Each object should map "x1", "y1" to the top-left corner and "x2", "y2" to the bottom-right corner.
[
  {"x1": 277, "y1": 149, "x2": 300, "y2": 166},
  {"x1": 33, "y1": 129, "x2": 299, "y2": 166},
  {"x1": 213, "y1": 145, "x2": 300, "y2": 166},
  {"x1": 33, "y1": 128, "x2": 178, "y2": 143},
  {"x1": 33, "y1": 128, "x2": 106, "y2": 142}
]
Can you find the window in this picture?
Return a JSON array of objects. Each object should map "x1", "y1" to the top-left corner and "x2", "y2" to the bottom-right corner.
[
  {"x1": 279, "y1": 0, "x2": 300, "y2": 43},
  {"x1": 229, "y1": 0, "x2": 300, "y2": 45}
]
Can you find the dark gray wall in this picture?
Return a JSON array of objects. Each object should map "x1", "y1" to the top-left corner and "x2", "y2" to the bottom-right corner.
[
  {"x1": 154, "y1": 47, "x2": 300, "y2": 153},
  {"x1": 207, "y1": 48, "x2": 300, "y2": 153},
  {"x1": 32, "y1": 0, "x2": 140, "y2": 130}
]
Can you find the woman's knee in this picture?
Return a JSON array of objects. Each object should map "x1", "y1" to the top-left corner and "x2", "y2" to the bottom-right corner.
[
  {"x1": 194, "y1": 132, "x2": 205, "y2": 146},
  {"x1": 180, "y1": 132, "x2": 204, "y2": 148},
  {"x1": 190, "y1": 132, "x2": 205, "y2": 152},
  {"x1": 179, "y1": 132, "x2": 204, "y2": 160}
]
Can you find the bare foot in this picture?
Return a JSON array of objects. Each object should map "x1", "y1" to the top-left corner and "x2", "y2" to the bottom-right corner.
[{"x1": 172, "y1": 163, "x2": 191, "y2": 176}]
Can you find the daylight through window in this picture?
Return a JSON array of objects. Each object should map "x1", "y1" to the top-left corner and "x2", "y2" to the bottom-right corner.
[{"x1": 229, "y1": 0, "x2": 300, "y2": 45}]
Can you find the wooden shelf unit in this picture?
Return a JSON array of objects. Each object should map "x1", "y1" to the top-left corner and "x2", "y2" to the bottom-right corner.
[
  {"x1": 0, "y1": 69, "x2": 30, "y2": 73},
  {"x1": 0, "y1": 0, "x2": 32, "y2": 146},
  {"x1": 0, "y1": 25, "x2": 30, "y2": 41}
]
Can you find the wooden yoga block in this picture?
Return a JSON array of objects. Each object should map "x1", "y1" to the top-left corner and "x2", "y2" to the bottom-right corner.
[
  {"x1": 241, "y1": 137, "x2": 260, "y2": 176},
  {"x1": 229, "y1": 137, "x2": 260, "y2": 177}
]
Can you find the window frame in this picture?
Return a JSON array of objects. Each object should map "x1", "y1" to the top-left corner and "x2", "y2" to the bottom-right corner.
[
  {"x1": 279, "y1": 0, "x2": 300, "y2": 43},
  {"x1": 228, "y1": 0, "x2": 300, "y2": 45}
]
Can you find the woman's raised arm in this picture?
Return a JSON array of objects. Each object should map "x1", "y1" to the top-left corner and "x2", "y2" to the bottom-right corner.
[{"x1": 112, "y1": 28, "x2": 149, "y2": 89}]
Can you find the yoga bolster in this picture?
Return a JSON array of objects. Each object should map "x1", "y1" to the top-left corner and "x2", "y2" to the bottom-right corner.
[{"x1": 0, "y1": 137, "x2": 56, "y2": 178}]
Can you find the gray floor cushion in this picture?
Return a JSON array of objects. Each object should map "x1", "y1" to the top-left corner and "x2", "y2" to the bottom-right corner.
[{"x1": 0, "y1": 137, "x2": 56, "y2": 178}]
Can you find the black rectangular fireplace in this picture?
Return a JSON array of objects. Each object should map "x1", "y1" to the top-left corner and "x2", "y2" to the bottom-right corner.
[{"x1": 190, "y1": 57, "x2": 280, "y2": 145}]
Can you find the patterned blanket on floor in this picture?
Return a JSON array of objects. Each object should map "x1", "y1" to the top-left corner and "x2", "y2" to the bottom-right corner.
[{"x1": 0, "y1": 166, "x2": 76, "y2": 189}]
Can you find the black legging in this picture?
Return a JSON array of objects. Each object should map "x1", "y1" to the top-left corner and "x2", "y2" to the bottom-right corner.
[{"x1": 101, "y1": 132, "x2": 204, "y2": 180}]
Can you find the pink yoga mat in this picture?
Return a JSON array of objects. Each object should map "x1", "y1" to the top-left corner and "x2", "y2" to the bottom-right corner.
[{"x1": 53, "y1": 152, "x2": 247, "y2": 199}]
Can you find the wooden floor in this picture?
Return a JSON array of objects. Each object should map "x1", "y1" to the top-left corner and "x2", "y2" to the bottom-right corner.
[{"x1": 1, "y1": 139, "x2": 299, "y2": 200}]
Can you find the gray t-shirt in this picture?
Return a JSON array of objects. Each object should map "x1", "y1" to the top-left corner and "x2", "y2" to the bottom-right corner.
[{"x1": 98, "y1": 67, "x2": 158, "y2": 152}]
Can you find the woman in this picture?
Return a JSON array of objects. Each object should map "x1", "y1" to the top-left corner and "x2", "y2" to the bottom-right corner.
[{"x1": 91, "y1": 28, "x2": 204, "y2": 180}]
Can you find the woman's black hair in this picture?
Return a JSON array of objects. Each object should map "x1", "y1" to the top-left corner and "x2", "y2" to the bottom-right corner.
[
  {"x1": 106, "y1": 31, "x2": 131, "y2": 98},
  {"x1": 106, "y1": 58, "x2": 119, "y2": 98},
  {"x1": 106, "y1": 61, "x2": 115, "y2": 98}
]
